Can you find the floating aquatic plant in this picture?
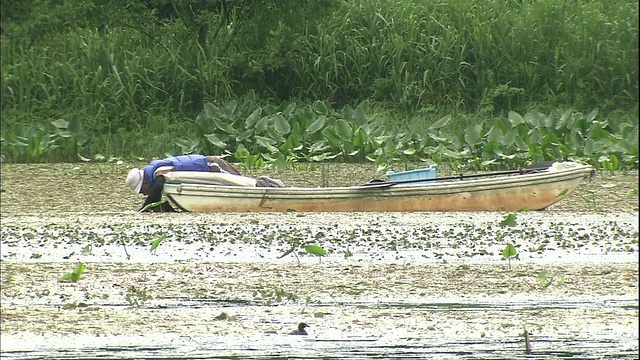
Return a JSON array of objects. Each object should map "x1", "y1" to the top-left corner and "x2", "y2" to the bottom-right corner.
[
  {"x1": 500, "y1": 213, "x2": 517, "y2": 227},
  {"x1": 537, "y1": 270, "x2": 565, "y2": 289},
  {"x1": 139, "y1": 200, "x2": 167, "y2": 213},
  {"x1": 278, "y1": 241, "x2": 327, "y2": 264},
  {"x1": 253, "y1": 287, "x2": 299, "y2": 305},
  {"x1": 304, "y1": 244, "x2": 327, "y2": 258},
  {"x1": 125, "y1": 285, "x2": 149, "y2": 308},
  {"x1": 58, "y1": 263, "x2": 85, "y2": 283},
  {"x1": 578, "y1": 190, "x2": 597, "y2": 211},
  {"x1": 82, "y1": 244, "x2": 92, "y2": 255},
  {"x1": 502, "y1": 243, "x2": 517, "y2": 271},
  {"x1": 150, "y1": 234, "x2": 167, "y2": 254}
]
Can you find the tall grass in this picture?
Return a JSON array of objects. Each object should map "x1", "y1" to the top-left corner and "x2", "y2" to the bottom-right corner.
[
  {"x1": 1, "y1": 0, "x2": 637, "y2": 158},
  {"x1": 298, "y1": 0, "x2": 637, "y2": 112},
  {"x1": 2, "y1": 26, "x2": 235, "y2": 133}
]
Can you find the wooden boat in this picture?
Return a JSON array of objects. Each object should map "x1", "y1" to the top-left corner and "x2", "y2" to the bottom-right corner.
[{"x1": 162, "y1": 162, "x2": 594, "y2": 212}]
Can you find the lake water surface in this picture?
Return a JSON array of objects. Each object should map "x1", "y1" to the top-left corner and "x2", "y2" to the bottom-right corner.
[{"x1": 1, "y1": 211, "x2": 638, "y2": 359}]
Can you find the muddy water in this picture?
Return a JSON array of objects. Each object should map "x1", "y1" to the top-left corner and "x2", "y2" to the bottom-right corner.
[{"x1": 1, "y1": 211, "x2": 638, "y2": 359}]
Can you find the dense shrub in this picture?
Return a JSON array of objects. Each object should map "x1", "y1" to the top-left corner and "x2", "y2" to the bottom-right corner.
[{"x1": 1, "y1": 0, "x2": 637, "y2": 163}]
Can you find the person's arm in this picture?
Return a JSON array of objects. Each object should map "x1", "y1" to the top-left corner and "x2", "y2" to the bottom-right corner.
[{"x1": 139, "y1": 176, "x2": 166, "y2": 211}]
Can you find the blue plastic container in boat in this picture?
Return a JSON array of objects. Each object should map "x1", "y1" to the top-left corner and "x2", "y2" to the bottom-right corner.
[{"x1": 385, "y1": 165, "x2": 437, "y2": 185}]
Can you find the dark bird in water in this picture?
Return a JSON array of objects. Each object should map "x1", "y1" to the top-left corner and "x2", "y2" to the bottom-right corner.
[{"x1": 290, "y1": 322, "x2": 310, "y2": 335}]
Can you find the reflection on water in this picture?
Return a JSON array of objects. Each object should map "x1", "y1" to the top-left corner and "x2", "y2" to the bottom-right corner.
[
  {"x1": 3, "y1": 297, "x2": 637, "y2": 360},
  {"x1": 4, "y1": 334, "x2": 638, "y2": 360}
]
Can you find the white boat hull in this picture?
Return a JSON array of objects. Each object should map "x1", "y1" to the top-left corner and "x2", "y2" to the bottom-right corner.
[{"x1": 162, "y1": 163, "x2": 593, "y2": 212}]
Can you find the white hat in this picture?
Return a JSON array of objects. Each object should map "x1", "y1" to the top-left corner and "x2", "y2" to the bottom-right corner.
[{"x1": 126, "y1": 168, "x2": 144, "y2": 194}]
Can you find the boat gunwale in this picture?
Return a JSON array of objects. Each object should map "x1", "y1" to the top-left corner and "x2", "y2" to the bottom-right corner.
[{"x1": 163, "y1": 164, "x2": 593, "y2": 197}]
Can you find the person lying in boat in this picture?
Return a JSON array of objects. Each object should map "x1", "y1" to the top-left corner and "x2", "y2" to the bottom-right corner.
[{"x1": 126, "y1": 154, "x2": 284, "y2": 212}]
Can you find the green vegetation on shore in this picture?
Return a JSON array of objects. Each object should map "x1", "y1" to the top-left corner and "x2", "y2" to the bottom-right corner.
[{"x1": 1, "y1": 0, "x2": 637, "y2": 169}]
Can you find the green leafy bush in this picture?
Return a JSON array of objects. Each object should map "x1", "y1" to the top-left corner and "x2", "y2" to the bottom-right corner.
[
  {"x1": 1, "y1": 117, "x2": 86, "y2": 162},
  {"x1": 174, "y1": 97, "x2": 637, "y2": 171}
]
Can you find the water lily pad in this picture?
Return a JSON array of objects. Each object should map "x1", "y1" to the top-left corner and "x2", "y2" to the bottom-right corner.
[{"x1": 304, "y1": 245, "x2": 326, "y2": 256}]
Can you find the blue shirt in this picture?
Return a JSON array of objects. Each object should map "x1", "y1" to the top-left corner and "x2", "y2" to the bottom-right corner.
[{"x1": 142, "y1": 155, "x2": 209, "y2": 188}]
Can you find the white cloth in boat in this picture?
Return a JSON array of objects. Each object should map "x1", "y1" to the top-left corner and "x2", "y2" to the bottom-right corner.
[
  {"x1": 153, "y1": 162, "x2": 234, "y2": 178},
  {"x1": 153, "y1": 165, "x2": 174, "y2": 178},
  {"x1": 162, "y1": 171, "x2": 258, "y2": 187},
  {"x1": 548, "y1": 161, "x2": 580, "y2": 172}
]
